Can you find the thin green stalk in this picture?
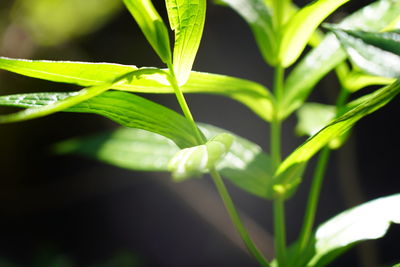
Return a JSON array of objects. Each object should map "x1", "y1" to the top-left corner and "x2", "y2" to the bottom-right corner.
[
  {"x1": 210, "y1": 169, "x2": 270, "y2": 267},
  {"x1": 167, "y1": 64, "x2": 204, "y2": 144},
  {"x1": 296, "y1": 86, "x2": 349, "y2": 256},
  {"x1": 167, "y1": 65, "x2": 269, "y2": 266},
  {"x1": 297, "y1": 147, "x2": 331, "y2": 253},
  {"x1": 271, "y1": 65, "x2": 284, "y2": 167},
  {"x1": 271, "y1": 65, "x2": 287, "y2": 266},
  {"x1": 273, "y1": 197, "x2": 287, "y2": 267}
]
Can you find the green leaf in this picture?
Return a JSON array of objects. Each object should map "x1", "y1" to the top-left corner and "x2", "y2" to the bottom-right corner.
[
  {"x1": 168, "y1": 133, "x2": 234, "y2": 181},
  {"x1": 308, "y1": 193, "x2": 400, "y2": 266},
  {"x1": 278, "y1": 80, "x2": 400, "y2": 175},
  {"x1": 279, "y1": 0, "x2": 350, "y2": 67},
  {"x1": 55, "y1": 123, "x2": 275, "y2": 199},
  {"x1": 342, "y1": 71, "x2": 395, "y2": 92},
  {"x1": 123, "y1": 0, "x2": 172, "y2": 64},
  {"x1": 329, "y1": 28, "x2": 400, "y2": 78},
  {"x1": 296, "y1": 103, "x2": 336, "y2": 137},
  {"x1": 0, "y1": 91, "x2": 198, "y2": 148},
  {"x1": 0, "y1": 57, "x2": 274, "y2": 121},
  {"x1": 281, "y1": 0, "x2": 400, "y2": 119},
  {"x1": 215, "y1": 0, "x2": 277, "y2": 65},
  {"x1": 56, "y1": 127, "x2": 180, "y2": 172},
  {"x1": 0, "y1": 83, "x2": 111, "y2": 123},
  {"x1": 166, "y1": 0, "x2": 206, "y2": 85}
]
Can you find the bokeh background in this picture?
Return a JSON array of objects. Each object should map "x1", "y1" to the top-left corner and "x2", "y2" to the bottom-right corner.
[{"x1": 0, "y1": 0, "x2": 399, "y2": 266}]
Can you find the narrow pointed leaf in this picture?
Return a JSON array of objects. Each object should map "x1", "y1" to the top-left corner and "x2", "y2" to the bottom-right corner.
[
  {"x1": 308, "y1": 193, "x2": 400, "y2": 266},
  {"x1": 215, "y1": 0, "x2": 277, "y2": 65},
  {"x1": 279, "y1": 0, "x2": 350, "y2": 67},
  {"x1": 0, "y1": 83, "x2": 111, "y2": 123},
  {"x1": 278, "y1": 80, "x2": 400, "y2": 175},
  {"x1": 330, "y1": 28, "x2": 400, "y2": 78},
  {"x1": 281, "y1": 0, "x2": 400, "y2": 119},
  {"x1": 55, "y1": 123, "x2": 275, "y2": 199},
  {"x1": 166, "y1": 0, "x2": 206, "y2": 85},
  {"x1": 123, "y1": 0, "x2": 172, "y2": 64},
  {"x1": 0, "y1": 91, "x2": 198, "y2": 148},
  {"x1": 0, "y1": 57, "x2": 274, "y2": 121},
  {"x1": 342, "y1": 71, "x2": 395, "y2": 92}
]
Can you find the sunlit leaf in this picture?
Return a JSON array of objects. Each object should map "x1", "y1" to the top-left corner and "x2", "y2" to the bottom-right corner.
[
  {"x1": 215, "y1": 0, "x2": 277, "y2": 65},
  {"x1": 296, "y1": 103, "x2": 336, "y2": 137},
  {"x1": 55, "y1": 123, "x2": 276, "y2": 199},
  {"x1": 0, "y1": 91, "x2": 198, "y2": 148},
  {"x1": 166, "y1": 0, "x2": 206, "y2": 85},
  {"x1": 56, "y1": 127, "x2": 180, "y2": 172},
  {"x1": 308, "y1": 193, "x2": 400, "y2": 266},
  {"x1": 0, "y1": 57, "x2": 274, "y2": 121},
  {"x1": 342, "y1": 71, "x2": 395, "y2": 92},
  {"x1": 278, "y1": 80, "x2": 400, "y2": 175},
  {"x1": 279, "y1": 0, "x2": 350, "y2": 67},
  {"x1": 168, "y1": 133, "x2": 234, "y2": 181},
  {"x1": 0, "y1": 83, "x2": 111, "y2": 123},
  {"x1": 329, "y1": 28, "x2": 400, "y2": 78},
  {"x1": 123, "y1": 0, "x2": 172, "y2": 64},
  {"x1": 281, "y1": 0, "x2": 400, "y2": 119}
]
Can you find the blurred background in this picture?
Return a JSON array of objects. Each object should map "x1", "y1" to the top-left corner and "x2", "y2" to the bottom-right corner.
[{"x1": 0, "y1": 0, "x2": 399, "y2": 266}]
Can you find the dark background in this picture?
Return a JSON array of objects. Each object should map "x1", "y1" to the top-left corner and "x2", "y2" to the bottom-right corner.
[{"x1": 0, "y1": 0, "x2": 399, "y2": 266}]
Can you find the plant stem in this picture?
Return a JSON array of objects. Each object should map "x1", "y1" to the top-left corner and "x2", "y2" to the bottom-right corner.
[
  {"x1": 271, "y1": 65, "x2": 284, "y2": 167},
  {"x1": 167, "y1": 64, "x2": 204, "y2": 144},
  {"x1": 271, "y1": 65, "x2": 287, "y2": 266},
  {"x1": 297, "y1": 146, "x2": 331, "y2": 252},
  {"x1": 210, "y1": 169, "x2": 270, "y2": 267},
  {"x1": 273, "y1": 197, "x2": 287, "y2": 267},
  {"x1": 296, "y1": 86, "x2": 349, "y2": 256},
  {"x1": 167, "y1": 65, "x2": 269, "y2": 266}
]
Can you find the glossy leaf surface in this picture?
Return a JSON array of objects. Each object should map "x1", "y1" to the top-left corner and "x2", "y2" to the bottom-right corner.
[
  {"x1": 123, "y1": 0, "x2": 172, "y2": 64},
  {"x1": 281, "y1": 0, "x2": 400, "y2": 119},
  {"x1": 166, "y1": 0, "x2": 206, "y2": 85},
  {"x1": 0, "y1": 57, "x2": 274, "y2": 121},
  {"x1": 309, "y1": 193, "x2": 400, "y2": 266},
  {"x1": 278, "y1": 80, "x2": 400, "y2": 175},
  {"x1": 216, "y1": 0, "x2": 277, "y2": 65},
  {"x1": 0, "y1": 91, "x2": 198, "y2": 148},
  {"x1": 279, "y1": 0, "x2": 349, "y2": 67},
  {"x1": 330, "y1": 28, "x2": 400, "y2": 78}
]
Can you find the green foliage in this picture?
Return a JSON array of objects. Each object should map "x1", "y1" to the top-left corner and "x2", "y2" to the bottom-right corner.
[
  {"x1": 0, "y1": 91, "x2": 199, "y2": 148},
  {"x1": 278, "y1": 80, "x2": 400, "y2": 176},
  {"x1": 55, "y1": 124, "x2": 276, "y2": 199},
  {"x1": 1, "y1": 0, "x2": 400, "y2": 266},
  {"x1": 278, "y1": 0, "x2": 350, "y2": 67},
  {"x1": 215, "y1": 0, "x2": 277, "y2": 65},
  {"x1": 166, "y1": 0, "x2": 207, "y2": 85},
  {"x1": 329, "y1": 28, "x2": 400, "y2": 78},
  {"x1": 309, "y1": 193, "x2": 400, "y2": 266},
  {"x1": 280, "y1": 0, "x2": 400, "y2": 119},
  {"x1": 168, "y1": 133, "x2": 234, "y2": 181},
  {"x1": 0, "y1": 57, "x2": 274, "y2": 121},
  {"x1": 123, "y1": 0, "x2": 172, "y2": 64}
]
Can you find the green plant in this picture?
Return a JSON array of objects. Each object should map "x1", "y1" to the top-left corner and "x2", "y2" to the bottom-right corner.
[{"x1": 0, "y1": 0, "x2": 399, "y2": 266}]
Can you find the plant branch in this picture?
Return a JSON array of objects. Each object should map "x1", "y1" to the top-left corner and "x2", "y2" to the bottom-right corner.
[
  {"x1": 167, "y1": 64, "x2": 204, "y2": 144},
  {"x1": 210, "y1": 169, "x2": 271, "y2": 267},
  {"x1": 297, "y1": 146, "x2": 331, "y2": 253}
]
